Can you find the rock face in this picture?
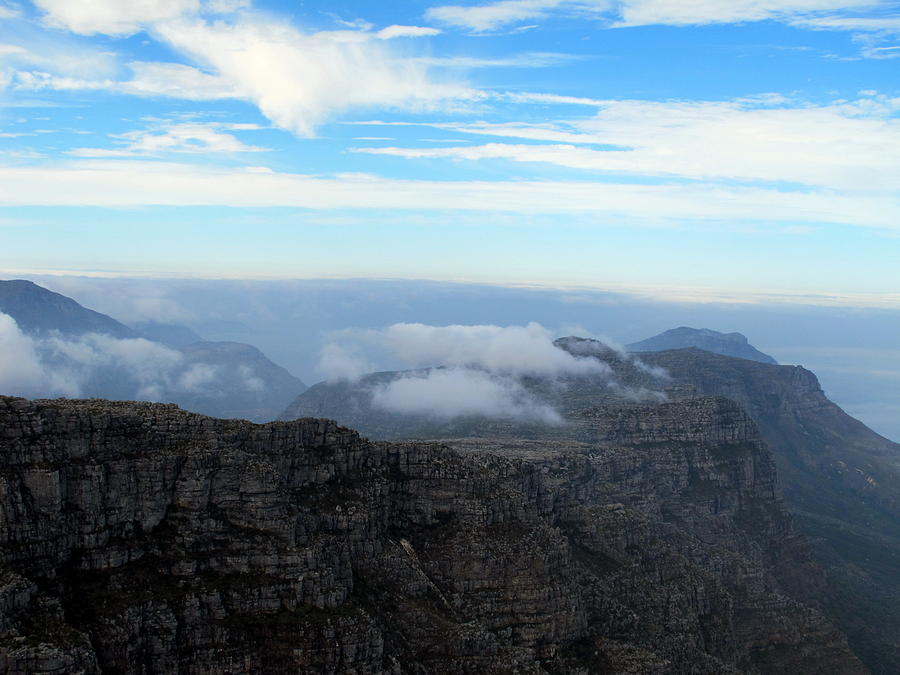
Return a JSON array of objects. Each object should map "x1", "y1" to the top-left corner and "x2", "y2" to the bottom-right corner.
[
  {"x1": 282, "y1": 337, "x2": 900, "y2": 672},
  {"x1": 627, "y1": 327, "x2": 777, "y2": 364},
  {"x1": 635, "y1": 348, "x2": 900, "y2": 673},
  {"x1": 0, "y1": 395, "x2": 864, "y2": 674}
]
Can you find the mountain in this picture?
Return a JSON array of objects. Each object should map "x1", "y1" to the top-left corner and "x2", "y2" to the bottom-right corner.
[
  {"x1": 627, "y1": 326, "x2": 778, "y2": 364},
  {"x1": 633, "y1": 347, "x2": 900, "y2": 673},
  {"x1": 0, "y1": 395, "x2": 864, "y2": 673},
  {"x1": 133, "y1": 321, "x2": 204, "y2": 348},
  {"x1": 174, "y1": 341, "x2": 307, "y2": 421},
  {"x1": 281, "y1": 336, "x2": 900, "y2": 672},
  {"x1": 0, "y1": 279, "x2": 137, "y2": 338},
  {"x1": 0, "y1": 280, "x2": 306, "y2": 422}
]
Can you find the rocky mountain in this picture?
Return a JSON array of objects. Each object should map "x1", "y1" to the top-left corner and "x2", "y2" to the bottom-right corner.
[
  {"x1": 0, "y1": 395, "x2": 864, "y2": 673},
  {"x1": 633, "y1": 347, "x2": 900, "y2": 673},
  {"x1": 627, "y1": 327, "x2": 777, "y2": 364},
  {"x1": 0, "y1": 279, "x2": 137, "y2": 339},
  {"x1": 281, "y1": 336, "x2": 900, "y2": 672},
  {"x1": 0, "y1": 280, "x2": 306, "y2": 422}
]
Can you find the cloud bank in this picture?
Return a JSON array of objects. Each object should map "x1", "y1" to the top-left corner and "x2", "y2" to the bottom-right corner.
[
  {"x1": 322, "y1": 322, "x2": 613, "y2": 421},
  {"x1": 371, "y1": 367, "x2": 562, "y2": 423},
  {"x1": 0, "y1": 312, "x2": 266, "y2": 403},
  {"x1": 378, "y1": 322, "x2": 610, "y2": 375}
]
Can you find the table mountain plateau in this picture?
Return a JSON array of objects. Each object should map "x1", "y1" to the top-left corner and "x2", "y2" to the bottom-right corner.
[
  {"x1": 0, "y1": 395, "x2": 864, "y2": 673},
  {"x1": 626, "y1": 328, "x2": 777, "y2": 365}
]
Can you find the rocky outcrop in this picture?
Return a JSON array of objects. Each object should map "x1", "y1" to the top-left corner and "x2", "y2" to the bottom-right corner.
[{"x1": 0, "y1": 395, "x2": 863, "y2": 673}]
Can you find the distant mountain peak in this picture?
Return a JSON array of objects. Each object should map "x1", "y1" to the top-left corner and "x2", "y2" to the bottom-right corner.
[
  {"x1": 0, "y1": 278, "x2": 138, "y2": 339},
  {"x1": 627, "y1": 326, "x2": 777, "y2": 364}
]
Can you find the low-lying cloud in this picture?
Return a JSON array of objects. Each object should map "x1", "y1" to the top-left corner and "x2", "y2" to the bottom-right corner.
[
  {"x1": 371, "y1": 367, "x2": 562, "y2": 424},
  {"x1": 0, "y1": 312, "x2": 266, "y2": 403},
  {"x1": 379, "y1": 322, "x2": 611, "y2": 376},
  {"x1": 320, "y1": 321, "x2": 624, "y2": 422}
]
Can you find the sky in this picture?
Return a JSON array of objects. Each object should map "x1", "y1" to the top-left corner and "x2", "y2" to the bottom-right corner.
[{"x1": 0, "y1": 0, "x2": 898, "y2": 299}]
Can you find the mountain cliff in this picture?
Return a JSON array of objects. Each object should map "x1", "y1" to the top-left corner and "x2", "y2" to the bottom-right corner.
[
  {"x1": 281, "y1": 337, "x2": 900, "y2": 672},
  {"x1": 0, "y1": 395, "x2": 863, "y2": 673},
  {"x1": 627, "y1": 327, "x2": 777, "y2": 364}
]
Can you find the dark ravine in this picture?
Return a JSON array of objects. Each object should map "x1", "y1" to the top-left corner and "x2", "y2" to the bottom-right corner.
[{"x1": 0, "y1": 395, "x2": 864, "y2": 673}]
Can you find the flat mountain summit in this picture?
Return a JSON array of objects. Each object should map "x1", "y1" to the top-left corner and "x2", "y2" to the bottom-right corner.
[{"x1": 627, "y1": 326, "x2": 778, "y2": 364}]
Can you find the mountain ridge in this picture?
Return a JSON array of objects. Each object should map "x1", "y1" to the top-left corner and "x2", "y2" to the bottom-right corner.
[{"x1": 627, "y1": 326, "x2": 778, "y2": 364}]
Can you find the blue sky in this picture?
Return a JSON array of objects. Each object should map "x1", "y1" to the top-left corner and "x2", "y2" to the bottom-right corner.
[{"x1": 0, "y1": 0, "x2": 898, "y2": 303}]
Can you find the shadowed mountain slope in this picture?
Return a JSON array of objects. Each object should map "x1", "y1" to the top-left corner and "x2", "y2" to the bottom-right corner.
[{"x1": 0, "y1": 279, "x2": 137, "y2": 338}]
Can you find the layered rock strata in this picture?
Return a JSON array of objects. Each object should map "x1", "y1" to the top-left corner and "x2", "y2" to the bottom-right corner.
[{"x1": 0, "y1": 395, "x2": 864, "y2": 673}]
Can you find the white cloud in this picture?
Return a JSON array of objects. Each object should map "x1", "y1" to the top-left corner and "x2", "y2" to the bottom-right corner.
[
  {"x1": 425, "y1": 0, "x2": 891, "y2": 32},
  {"x1": 176, "y1": 363, "x2": 220, "y2": 391},
  {"x1": 0, "y1": 158, "x2": 895, "y2": 229},
  {"x1": 33, "y1": 0, "x2": 201, "y2": 36},
  {"x1": 371, "y1": 367, "x2": 562, "y2": 422},
  {"x1": 0, "y1": 313, "x2": 77, "y2": 397},
  {"x1": 318, "y1": 343, "x2": 372, "y2": 382},
  {"x1": 356, "y1": 95, "x2": 900, "y2": 193},
  {"x1": 15, "y1": 9, "x2": 467, "y2": 136},
  {"x1": 150, "y1": 16, "x2": 476, "y2": 136},
  {"x1": 376, "y1": 25, "x2": 442, "y2": 39},
  {"x1": 416, "y1": 51, "x2": 578, "y2": 68},
  {"x1": 377, "y1": 322, "x2": 609, "y2": 376},
  {"x1": 0, "y1": 45, "x2": 26, "y2": 56},
  {"x1": 237, "y1": 364, "x2": 264, "y2": 392},
  {"x1": 0, "y1": 313, "x2": 272, "y2": 404},
  {"x1": 70, "y1": 121, "x2": 268, "y2": 157},
  {"x1": 613, "y1": 0, "x2": 877, "y2": 27},
  {"x1": 426, "y1": 0, "x2": 571, "y2": 32},
  {"x1": 121, "y1": 61, "x2": 239, "y2": 99},
  {"x1": 0, "y1": 5, "x2": 21, "y2": 20},
  {"x1": 793, "y1": 16, "x2": 900, "y2": 31}
]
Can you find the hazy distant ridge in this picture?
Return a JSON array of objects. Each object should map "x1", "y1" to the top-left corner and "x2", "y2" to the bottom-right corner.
[{"x1": 628, "y1": 326, "x2": 777, "y2": 364}]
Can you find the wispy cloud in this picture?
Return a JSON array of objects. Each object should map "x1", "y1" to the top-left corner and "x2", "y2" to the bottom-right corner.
[
  {"x1": 426, "y1": 0, "x2": 571, "y2": 32},
  {"x1": 353, "y1": 94, "x2": 900, "y2": 192},
  {"x1": 14, "y1": 5, "x2": 465, "y2": 137},
  {"x1": 613, "y1": 0, "x2": 881, "y2": 27},
  {"x1": 69, "y1": 121, "x2": 268, "y2": 157},
  {"x1": 0, "y1": 159, "x2": 895, "y2": 229},
  {"x1": 425, "y1": 0, "x2": 895, "y2": 35},
  {"x1": 33, "y1": 0, "x2": 201, "y2": 36},
  {"x1": 415, "y1": 51, "x2": 580, "y2": 68}
]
